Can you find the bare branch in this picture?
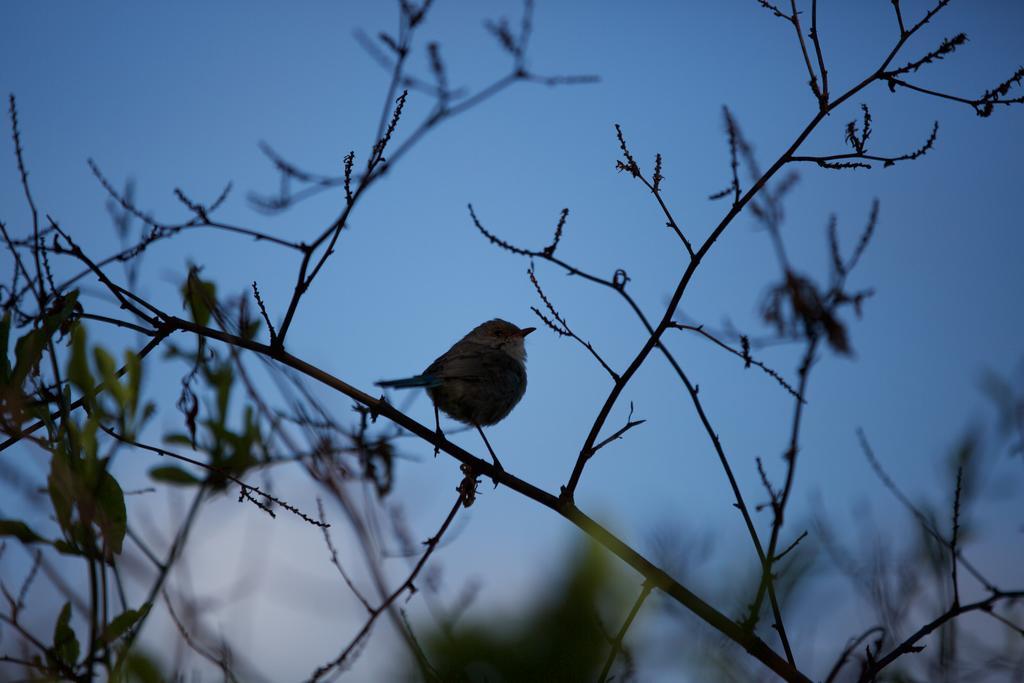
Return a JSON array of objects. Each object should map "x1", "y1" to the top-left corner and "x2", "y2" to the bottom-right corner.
[
  {"x1": 857, "y1": 429, "x2": 999, "y2": 593},
  {"x1": 670, "y1": 322, "x2": 804, "y2": 401},
  {"x1": 614, "y1": 124, "x2": 694, "y2": 255},
  {"x1": 598, "y1": 580, "x2": 653, "y2": 683},
  {"x1": 588, "y1": 402, "x2": 646, "y2": 459},
  {"x1": 528, "y1": 262, "x2": 618, "y2": 381},
  {"x1": 859, "y1": 590, "x2": 1024, "y2": 681},
  {"x1": 95, "y1": 420, "x2": 328, "y2": 528},
  {"x1": 250, "y1": 281, "x2": 277, "y2": 346},
  {"x1": 317, "y1": 499, "x2": 372, "y2": 612},
  {"x1": 884, "y1": 33, "x2": 968, "y2": 78},
  {"x1": 950, "y1": 466, "x2": 963, "y2": 607},
  {"x1": 308, "y1": 482, "x2": 468, "y2": 681},
  {"x1": 790, "y1": 119, "x2": 939, "y2": 170}
]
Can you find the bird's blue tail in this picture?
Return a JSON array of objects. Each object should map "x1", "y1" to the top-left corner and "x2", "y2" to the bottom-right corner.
[{"x1": 376, "y1": 375, "x2": 442, "y2": 389}]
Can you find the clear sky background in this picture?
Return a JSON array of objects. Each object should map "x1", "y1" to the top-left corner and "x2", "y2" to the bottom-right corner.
[{"x1": 2, "y1": 1, "x2": 1022, "y2": 680}]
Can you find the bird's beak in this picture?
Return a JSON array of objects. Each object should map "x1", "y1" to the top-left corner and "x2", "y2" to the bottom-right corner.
[{"x1": 519, "y1": 327, "x2": 536, "y2": 338}]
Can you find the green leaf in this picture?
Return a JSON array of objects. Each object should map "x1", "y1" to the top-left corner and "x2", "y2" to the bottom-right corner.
[
  {"x1": 112, "y1": 648, "x2": 165, "y2": 683},
  {"x1": 12, "y1": 328, "x2": 47, "y2": 386},
  {"x1": 182, "y1": 270, "x2": 217, "y2": 327},
  {"x1": 0, "y1": 519, "x2": 50, "y2": 544},
  {"x1": 48, "y1": 449, "x2": 76, "y2": 535},
  {"x1": 211, "y1": 363, "x2": 234, "y2": 422},
  {"x1": 67, "y1": 325, "x2": 95, "y2": 407},
  {"x1": 125, "y1": 350, "x2": 142, "y2": 417},
  {"x1": 240, "y1": 317, "x2": 261, "y2": 341},
  {"x1": 67, "y1": 416, "x2": 99, "y2": 462},
  {"x1": 51, "y1": 602, "x2": 80, "y2": 667},
  {"x1": 95, "y1": 471, "x2": 127, "y2": 556},
  {"x1": 163, "y1": 433, "x2": 195, "y2": 447},
  {"x1": 53, "y1": 539, "x2": 83, "y2": 556},
  {"x1": 99, "y1": 603, "x2": 151, "y2": 646},
  {"x1": 44, "y1": 290, "x2": 80, "y2": 332},
  {"x1": 94, "y1": 345, "x2": 129, "y2": 411},
  {"x1": 9, "y1": 292, "x2": 80, "y2": 388},
  {"x1": 148, "y1": 465, "x2": 201, "y2": 486}
]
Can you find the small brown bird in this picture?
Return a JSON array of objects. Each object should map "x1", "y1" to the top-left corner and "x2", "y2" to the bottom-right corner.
[{"x1": 377, "y1": 319, "x2": 535, "y2": 471}]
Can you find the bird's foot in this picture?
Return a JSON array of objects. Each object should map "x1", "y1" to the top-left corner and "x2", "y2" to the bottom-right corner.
[
  {"x1": 433, "y1": 426, "x2": 445, "y2": 458},
  {"x1": 489, "y1": 455, "x2": 504, "y2": 488}
]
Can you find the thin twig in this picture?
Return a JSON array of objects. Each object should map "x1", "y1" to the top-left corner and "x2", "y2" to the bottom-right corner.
[
  {"x1": 316, "y1": 499, "x2": 373, "y2": 612},
  {"x1": 858, "y1": 590, "x2": 1024, "y2": 682},
  {"x1": 588, "y1": 402, "x2": 646, "y2": 459},
  {"x1": 528, "y1": 262, "x2": 618, "y2": 380},
  {"x1": 670, "y1": 322, "x2": 804, "y2": 401},
  {"x1": 307, "y1": 484, "x2": 468, "y2": 682},
  {"x1": 614, "y1": 124, "x2": 694, "y2": 256},
  {"x1": 824, "y1": 626, "x2": 885, "y2": 683},
  {"x1": 857, "y1": 429, "x2": 998, "y2": 592},
  {"x1": 744, "y1": 339, "x2": 817, "y2": 667},
  {"x1": 790, "y1": 120, "x2": 939, "y2": 170},
  {"x1": 94, "y1": 419, "x2": 327, "y2": 528},
  {"x1": 163, "y1": 590, "x2": 239, "y2": 681},
  {"x1": 950, "y1": 467, "x2": 962, "y2": 607},
  {"x1": 810, "y1": 0, "x2": 829, "y2": 106},
  {"x1": 788, "y1": 0, "x2": 824, "y2": 106},
  {"x1": 251, "y1": 281, "x2": 278, "y2": 346},
  {"x1": 884, "y1": 74, "x2": 1024, "y2": 116},
  {"x1": 892, "y1": 0, "x2": 907, "y2": 37},
  {"x1": 598, "y1": 580, "x2": 653, "y2": 683},
  {"x1": 774, "y1": 531, "x2": 808, "y2": 562}
]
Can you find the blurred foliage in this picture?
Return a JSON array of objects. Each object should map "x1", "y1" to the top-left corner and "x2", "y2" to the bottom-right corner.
[
  {"x1": 111, "y1": 649, "x2": 166, "y2": 683},
  {"x1": 408, "y1": 543, "x2": 628, "y2": 682},
  {"x1": 0, "y1": 303, "x2": 156, "y2": 678},
  {"x1": 982, "y1": 362, "x2": 1024, "y2": 458},
  {"x1": 158, "y1": 272, "x2": 268, "y2": 489}
]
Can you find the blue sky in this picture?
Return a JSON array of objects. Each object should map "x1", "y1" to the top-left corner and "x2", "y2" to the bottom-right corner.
[{"x1": 2, "y1": 1, "x2": 1022, "y2": 679}]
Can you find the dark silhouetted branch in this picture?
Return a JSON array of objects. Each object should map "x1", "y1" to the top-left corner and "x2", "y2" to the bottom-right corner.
[
  {"x1": 598, "y1": 580, "x2": 653, "y2": 683},
  {"x1": 790, "y1": 119, "x2": 938, "y2": 170},
  {"x1": 859, "y1": 590, "x2": 1024, "y2": 682},
  {"x1": 670, "y1": 322, "x2": 804, "y2": 401},
  {"x1": 614, "y1": 124, "x2": 694, "y2": 256},
  {"x1": 94, "y1": 420, "x2": 327, "y2": 528},
  {"x1": 857, "y1": 429, "x2": 999, "y2": 593},
  {"x1": 528, "y1": 262, "x2": 618, "y2": 381},
  {"x1": 308, "y1": 483, "x2": 467, "y2": 682}
]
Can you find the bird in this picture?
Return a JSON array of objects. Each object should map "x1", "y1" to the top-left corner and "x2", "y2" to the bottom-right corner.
[{"x1": 376, "y1": 319, "x2": 535, "y2": 473}]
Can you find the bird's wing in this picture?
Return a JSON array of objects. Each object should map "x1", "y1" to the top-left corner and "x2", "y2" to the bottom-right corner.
[
  {"x1": 424, "y1": 343, "x2": 493, "y2": 382},
  {"x1": 426, "y1": 344, "x2": 525, "y2": 385}
]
